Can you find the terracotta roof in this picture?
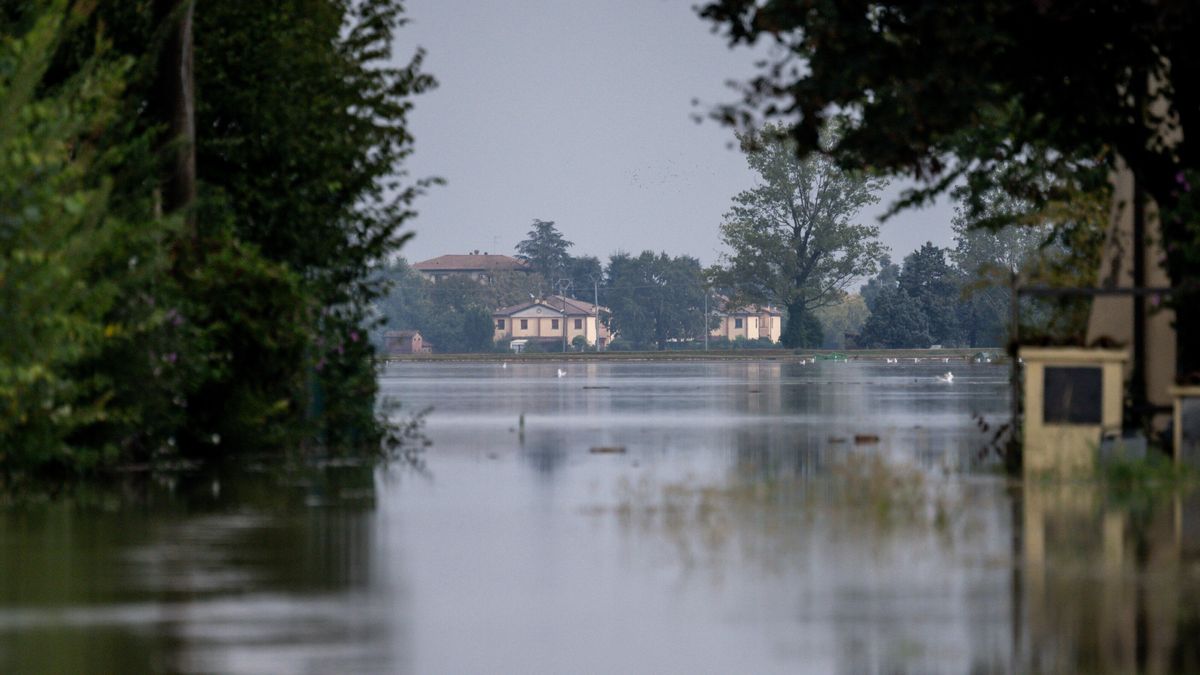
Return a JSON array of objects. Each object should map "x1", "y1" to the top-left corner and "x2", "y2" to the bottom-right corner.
[
  {"x1": 493, "y1": 295, "x2": 610, "y2": 317},
  {"x1": 715, "y1": 299, "x2": 783, "y2": 316},
  {"x1": 412, "y1": 254, "x2": 530, "y2": 273},
  {"x1": 385, "y1": 330, "x2": 421, "y2": 338}
]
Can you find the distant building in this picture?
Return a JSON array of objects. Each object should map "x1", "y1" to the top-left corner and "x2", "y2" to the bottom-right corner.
[
  {"x1": 711, "y1": 302, "x2": 783, "y2": 343},
  {"x1": 492, "y1": 295, "x2": 611, "y2": 349},
  {"x1": 412, "y1": 251, "x2": 531, "y2": 283},
  {"x1": 385, "y1": 330, "x2": 432, "y2": 355}
]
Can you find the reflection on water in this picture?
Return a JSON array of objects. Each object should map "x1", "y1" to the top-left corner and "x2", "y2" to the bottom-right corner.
[{"x1": 1, "y1": 361, "x2": 1199, "y2": 672}]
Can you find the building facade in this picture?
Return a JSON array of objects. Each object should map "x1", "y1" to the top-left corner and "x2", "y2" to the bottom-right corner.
[
  {"x1": 411, "y1": 252, "x2": 531, "y2": 283},
  {"x1": 492, "y1": 296, "x2": 611, "y2": 348},
  {"x1": 384, "y1": 330, "x2": 432, "y2": 355},
  {"x1": 710, "y1": 304, "x2": 784, "y2": 342}
]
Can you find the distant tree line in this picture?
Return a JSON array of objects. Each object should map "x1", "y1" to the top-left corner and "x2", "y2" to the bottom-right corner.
[{"x1": 377, "y1": 122, "x2": 1099, "y2": 353}]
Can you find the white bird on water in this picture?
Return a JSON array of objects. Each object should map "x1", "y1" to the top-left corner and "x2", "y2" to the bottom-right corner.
[
  {"x1": 502, "y1": 362, "x2": 508, "y2": 369},
  {"x1": 937, "y1": 371, "x2": 954, "y2": 383},
  {"x1": 557, "y1": 368, "x2": 566, "y2": 378}
]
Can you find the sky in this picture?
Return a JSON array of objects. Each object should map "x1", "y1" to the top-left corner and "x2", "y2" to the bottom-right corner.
[{"x1": 395, "y1": 0, "x2": 957, "y2": 269}]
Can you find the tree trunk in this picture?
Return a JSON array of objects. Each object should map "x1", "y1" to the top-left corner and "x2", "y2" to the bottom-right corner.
[
  {"x1": 780, "y1": 299, "x2": 807, "y2": 349},
  {"x1": 152, "y1": 0, "x2": 197, "y2": 231}
]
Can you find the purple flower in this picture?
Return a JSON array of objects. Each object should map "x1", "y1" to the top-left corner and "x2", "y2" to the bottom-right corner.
[
  {"x1": 350, "y1": 330, "x2": 359, "y2": 343},
  {"x1": 1176, "y1": 171, "x2": 1192, "y2": 192}
]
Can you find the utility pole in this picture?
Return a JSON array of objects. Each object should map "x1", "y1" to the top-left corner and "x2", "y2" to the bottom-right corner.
[
  {"x1": 591, "y1": 274, "x2": 602, "y2": 351},
  {"x1": 557, "y1": 279, "x2": 571, "y2": 352},
  {"x1": 704, "y1": 291, "x2": 709, "y2": 352}
]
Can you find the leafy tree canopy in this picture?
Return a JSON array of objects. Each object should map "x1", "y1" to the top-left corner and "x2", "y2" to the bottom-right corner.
[
  {"x1": 899, "y1": 243, "x2": 960, "y2": 346},
  {"x1": 699, "y1": 0, "x2": 1200, "y2": 368},
  {"x1": 605, "y1": 252, "x2": 708, "y2": 350},
  {"x1": 714, "y1": 123, "x2": 887, "y2": 347},
  {"x1": 516, "y1": 219, "x2": 574, "y2": 284},
  {"x1": 858, "y1": 286, "x2": 930, "y2": 349},
  {"x1": 860, "y1": 255, "x2": 899, "y2": 314},
  {"x1": 1, "y1": 0, "x2": 433, "y2": 478}
]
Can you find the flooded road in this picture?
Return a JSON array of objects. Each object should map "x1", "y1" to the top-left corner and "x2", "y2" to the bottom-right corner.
[{"x1": 3, "y1": 360, "x2": 1199, "y2": 673}]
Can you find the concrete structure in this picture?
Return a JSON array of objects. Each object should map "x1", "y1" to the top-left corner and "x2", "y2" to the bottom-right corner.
[
  {"x1": 711, "y1": 303, "x2": 783, "y2": 342},
  {"x1": 384, "y1": 330, "x2": 431, "y2": 355},
  {"x1": 1086, "y1": 159, "x2": 1176, "y2": 428},
  {"x1": 492, "y1": 295, "x2": 610, "y2": 348},
  {"x1": 1169, "y1": 386, "x2": 1200, "y2": 466},
  {"x1": 1021, "y1": 347, "x2": 1128, "y2": 476},
  {"x1": 412, "y1": 251, "x2": 531, "y2": 283}
]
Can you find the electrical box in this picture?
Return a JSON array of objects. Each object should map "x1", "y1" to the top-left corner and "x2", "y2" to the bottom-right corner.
[{"x1": 1020, "y1": 347, "x2": 1128, "y2": 476}]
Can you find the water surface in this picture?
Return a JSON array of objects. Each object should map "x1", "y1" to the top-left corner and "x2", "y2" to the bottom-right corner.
[{"x1": 3, "y1": 360, "x2": 1198, "y2": 673}]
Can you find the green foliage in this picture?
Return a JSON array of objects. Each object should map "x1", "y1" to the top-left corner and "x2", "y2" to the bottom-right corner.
[
  {"x1": 780, "y1": 306, "x2": 823, "y2": 349},
  {"x1": 860, "y1": 256, "x2": 899, "y2": 314},
  {"x1": 461, "y1": 306, "x2": 496, "y2": 353},
  {"x1": 697, "y1": 1, "x2": 1170, "y2": 221},
  {"x1": 0, "y1": 5, "x2": 165, "y2": 475},
  {"x1": 374, "y1": 259, "x2": 518, "y2": 354},
  {"x1": 565, "y1": 255, "x2": 602, "y2": 301},
  {"x1": 714, "y1": 124, "x2": 887, "y2": 339},
  {"x1": 813, "y1": 295, "x2": 869, "y2": 349},
  {"x1": 898, "y1": 243, "x2": 960, "y2": 346},
  {"x1": 515, "y1": 219, "x2": 573, "y2": 283},
  {"x1": 951, "y1": 192, "x2": 1051, "y2": 347},
  {"x1": 605, "y1": 252, "x2": 708, "y2": 350},
  {"x1": 699, "y1": 0, "x2": 1200, "y2": 370},
  {"x1": 858, "y1": 287, "x2": 931, "y2": 349},
  {"x1": 1, "y1": 0, "x2": 434, "y2": 479}
]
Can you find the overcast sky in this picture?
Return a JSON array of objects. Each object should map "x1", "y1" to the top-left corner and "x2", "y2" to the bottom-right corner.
[{"x1": 396, "y1": 0, "x2": 957, "y2": 268}]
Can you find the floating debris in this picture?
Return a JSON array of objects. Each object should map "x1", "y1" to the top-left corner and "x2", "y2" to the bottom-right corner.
[
  {"x1": 854, "y1": 434, "x2": 880, "y2": 444},
  {"x1": 590, "y1": 446, "x2": 626, "y2": 454},
  {"x1": 828, "y1": 436, "x2": 847, "y2": 443}
]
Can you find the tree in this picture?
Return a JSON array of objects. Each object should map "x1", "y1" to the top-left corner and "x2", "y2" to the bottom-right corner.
[
  {"x1": 698, "y1": 0, "x2": 1200, "y2": 373},
  {"x1": 814, "y1": 295, "x2": 870, "y2": 349},
  {"x1": 715, "y1": 124, "x2": 888, "y2": 348},
  {"x1": 1, "y1": 0, "x2": 435, "y2": 473},
  {"x1": 565, "y1": 255, "x2": 603, "y2": 301},
  {"x1": 950, "y1": 192, "x2": 1053, "y2": 347},
  {"x1": 899, "y1": 243, "x2": 961, "y2": 346},
  {"x1": 374, "y1": 259, "x2": 523, "y2": 354},
  {"x1": 860, "y1": 256, "x2": 900, "y2": 314},
  {"x1": 461, "y1": 307, "x2": 496, "y2": 353},
  {"x1": 858, "y1": 287, "x2": 931, "y2": 349},
  {"x1": 605, "y1": 252, "x2": 708, "y2": 350},
  {"x1": 515, "y1": 219, "x2": 573, "y2": 284},
  {"x1": 0, "y1": 6, "x2": 162, "y2": 471}
]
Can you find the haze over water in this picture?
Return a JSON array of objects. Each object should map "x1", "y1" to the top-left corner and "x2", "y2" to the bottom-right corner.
[{"x1": 3, "y1": 360, "x2": 1198, "y2": 673}]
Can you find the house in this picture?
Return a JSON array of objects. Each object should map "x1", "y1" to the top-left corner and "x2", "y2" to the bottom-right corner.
[
  {"x1": 710, "y1": 302, "x2": 783, "y2": 342},
  {"x1": 492, "y1": 295, "x2": 612, "y2": 349},
  {"x1": 411, "y1": 251, "x2": 531, "y2": 283},
  {"x1": 384, "y1": 330, "x2": 432, "y2": 355}
]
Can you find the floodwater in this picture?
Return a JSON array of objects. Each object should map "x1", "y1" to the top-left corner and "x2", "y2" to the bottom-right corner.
[{"x1": 3, "y1": 360, "x2": 1200, "y2": 673}]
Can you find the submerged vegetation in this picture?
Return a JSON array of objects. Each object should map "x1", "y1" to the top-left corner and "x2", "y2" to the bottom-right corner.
[{"x1": 0, "y1": 1, "x2": 433, "y2": 485}]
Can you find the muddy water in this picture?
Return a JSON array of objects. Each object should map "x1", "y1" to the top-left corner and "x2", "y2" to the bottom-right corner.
[{"x1": 2, "y1": 360, "x2": 1199, "y2": 673}]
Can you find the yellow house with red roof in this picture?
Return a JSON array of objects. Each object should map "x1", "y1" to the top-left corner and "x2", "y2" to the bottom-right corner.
[{"x1": 492, "y1": 295, "x2": 611, "y2": 348}]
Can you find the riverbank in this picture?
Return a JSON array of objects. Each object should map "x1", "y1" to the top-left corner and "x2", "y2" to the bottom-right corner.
[{"x1": 381, "y1": 347, "x2": 1000, "y2": 363}]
